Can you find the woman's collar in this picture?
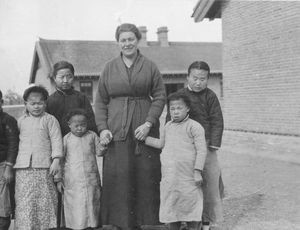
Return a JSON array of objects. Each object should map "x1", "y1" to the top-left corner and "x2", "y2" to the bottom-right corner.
[{"x1": 121, "y1": 49, "x2": 140, "y2": 67}]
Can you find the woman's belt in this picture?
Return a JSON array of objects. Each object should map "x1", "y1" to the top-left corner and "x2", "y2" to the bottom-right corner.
[
  {"x1": 110, "y1": 96, "x2": 149, "y2": 101},
  {"x1": 110, "y1": 96, "x2": 150, "y2": 147}
]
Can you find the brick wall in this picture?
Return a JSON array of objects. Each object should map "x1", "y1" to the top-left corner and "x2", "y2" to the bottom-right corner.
[{"x1": 222, "y1": 0, "x2": 300, "y2": 135}]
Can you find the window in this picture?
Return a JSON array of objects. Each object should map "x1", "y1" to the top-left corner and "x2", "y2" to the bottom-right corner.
[{"x1": 80, "y1": 81, "x2": 93, "y2": 102}]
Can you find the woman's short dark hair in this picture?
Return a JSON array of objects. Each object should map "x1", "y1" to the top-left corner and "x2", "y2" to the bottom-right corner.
[
  {"x1": 115, "y1": 23, "x2": 142, "y2": 41},
  {"x1": 188, "y1": 61, "x2": 210, "y2": 75},
  {"x1": 65, "y1": 108, "x2": 88, "y2": 122},
  {"x1": 52, "y1": 61, "x2": 75, "y2": 78},
  {"x1": 23, "y1": 85, "x2": 49, "y2": 101},
  {"x1": 0, "y1": 90, "x2": 2, "y2": 100},
  {"x1": 167, "y1": 91, "x2": 191, "y2": 109}
]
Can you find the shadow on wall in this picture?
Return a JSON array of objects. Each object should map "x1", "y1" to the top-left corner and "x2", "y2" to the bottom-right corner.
[{"x1": 3, "y1": 105, "x2": 25, "y2": 119}]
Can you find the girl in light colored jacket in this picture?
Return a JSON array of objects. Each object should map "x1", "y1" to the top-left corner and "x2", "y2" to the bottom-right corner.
[{"x1": 14, "y1": 85, "x2": 63, "y2": 230}]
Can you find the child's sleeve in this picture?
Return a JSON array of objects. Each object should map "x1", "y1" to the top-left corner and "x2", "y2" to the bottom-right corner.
[
  {"x1": 54, "y1": 135, "x2": 67, "y2": 182},
  {"x1": 48, "y1": 116, "x2": 63, "y2": 159},
  {"x1": 4, "y1": 115, "x2": 19, "y2": 165},
  {"x1": 82, "y1": 95, "x2": 98, "y2": 135},
  {"x1": 191, "y1": 122, "x2": 207, "y2": 171},
  {"x1": 208, "y1": 93, "x2": 224, "y2": 149},
  {"x1": 144, "y1": 124, "x2": 166, "y2": 149},
  {"x1": 63, "y1": 135, "x2": 67, "y2": 157}
]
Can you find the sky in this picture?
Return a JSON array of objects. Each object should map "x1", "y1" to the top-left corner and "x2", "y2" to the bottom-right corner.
[{"x1": 0, "y1": 0, "x2": 221, "y2": 94}]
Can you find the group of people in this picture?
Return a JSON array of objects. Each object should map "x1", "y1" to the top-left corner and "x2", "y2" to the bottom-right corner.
[{"x1": 0, "y1": 23, "x2": 224, "y2": 230}]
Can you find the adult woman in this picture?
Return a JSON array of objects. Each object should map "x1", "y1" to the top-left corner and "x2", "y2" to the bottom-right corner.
[{"x1": 94, "y1": 23, "x2": 166, "y2": 230}]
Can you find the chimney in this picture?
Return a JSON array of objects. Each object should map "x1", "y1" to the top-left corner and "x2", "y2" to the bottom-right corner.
[
  {"x1": 138, "y1": 26, "x2": 148, "y2": 47},
  {"x1": 157, "y1": 26, "x2": 169, "y2": 47}
]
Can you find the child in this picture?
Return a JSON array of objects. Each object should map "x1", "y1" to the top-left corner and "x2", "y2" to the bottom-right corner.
[
  {"x1": 0, "y1": 90, "x2": 19, "y2": 230},
  {"x1": 145, "y1": 92, "x2": 207, "y2": 230},
  {"x1": 167, "y1": 61, "x2": 224, "y2": 230},
  {"x1": 14, "y1": 85, "x2": 63, "y2": 229},
  {"x1": 57, "y1": 109, "x2": 102, "y2": 230},
  {"x1": 46, "y1": 60, "x2": 98, "y2": 137}
]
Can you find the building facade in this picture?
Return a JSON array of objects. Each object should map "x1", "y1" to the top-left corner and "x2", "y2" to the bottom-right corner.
[{"x1": 193, "y1": 0, "x2": 300, "y2": 136}]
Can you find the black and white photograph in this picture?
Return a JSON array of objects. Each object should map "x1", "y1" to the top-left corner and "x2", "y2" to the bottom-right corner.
[{"x1": 0, "y1": 0, "x2": 299, "y2": 229}]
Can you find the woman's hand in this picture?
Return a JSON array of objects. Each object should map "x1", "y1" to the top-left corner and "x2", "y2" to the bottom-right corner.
[
  {"x1": 194, "y1": 170, "x2": 203, "y2": 187},
  {"x1": 100, "y1": 130, "x2": 113, "y2": 146},
  {"x1": 134, "y1": 122, "x2": 151, "y2": 141},
  {"x1": 49, "y1": 158, "x2": 60, "y2": 176}
]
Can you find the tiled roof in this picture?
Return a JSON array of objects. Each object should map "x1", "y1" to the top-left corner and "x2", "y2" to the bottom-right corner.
[{"x1": 36, "y1": 38, "x2": 222, "y2": 76}]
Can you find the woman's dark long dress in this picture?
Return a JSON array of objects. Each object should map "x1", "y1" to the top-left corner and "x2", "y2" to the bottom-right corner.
[{"x1": 94, "y1": 52, "x2": 166, "y2": 228}]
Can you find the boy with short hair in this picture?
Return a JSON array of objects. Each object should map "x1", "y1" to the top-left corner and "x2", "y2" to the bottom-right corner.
[{"x1": 0, "y1": 90, "x2": 19, "y2": 230}]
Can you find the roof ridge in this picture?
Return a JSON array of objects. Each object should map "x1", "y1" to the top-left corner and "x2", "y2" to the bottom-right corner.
[
  {"x1": 168, "y1": 41, "x2": 221, "y2": 46},
  {"x1": 38, "y1": 38, "x2": 221, "y2": 46},
  {"x1": 39, "y1": 38, "x2": 116, "y2": 44}
]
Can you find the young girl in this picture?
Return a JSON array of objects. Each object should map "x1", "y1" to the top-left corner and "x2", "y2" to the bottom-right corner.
[
  {"x1": 14, "y1": 85, "x2": 63, "y2": 229},
  {"x1": 145, "y1": 92, "x2": 207, "y2": 230},
  {"x1": 57, "y1": 109, "x2": 102, "y2": 230}
]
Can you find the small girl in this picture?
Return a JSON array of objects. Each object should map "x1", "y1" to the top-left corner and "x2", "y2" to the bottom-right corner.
[
  {"x1": 57, "y1": 108, "x2": 102, "y2": 230},
  {"x1": 14, "y1": 85, "x2": 63, "y2": 229},
  {"x1": 145, "y1": 92, "x2": 207, "y2": 230}
]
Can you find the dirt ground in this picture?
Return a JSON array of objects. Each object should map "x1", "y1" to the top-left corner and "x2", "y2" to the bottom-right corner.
[{"x1": 213, "y1": 131, "x2": 300, "y2": 230}]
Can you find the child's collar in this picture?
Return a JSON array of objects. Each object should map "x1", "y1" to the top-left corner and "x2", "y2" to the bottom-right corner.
[
  {"x1": 171, "y1": 114, "x2": 189, "y2": 124},
  {"x1": 187, "y1": 85, "x2": 207, "y2": 93},
  {"x1": 71, "y1": 130, "x2": 89, "y2": 138},
  {"x1": 23, "y1": 110, "x2": 45, "y2": 117},
  {"x1": 56, "y1": 87, "x2": 74, "y2": 95}
]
